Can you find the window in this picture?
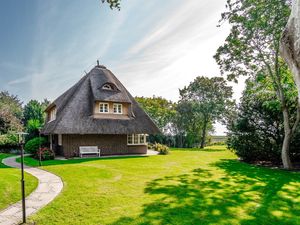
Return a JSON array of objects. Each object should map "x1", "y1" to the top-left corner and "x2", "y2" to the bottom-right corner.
[
  {"x1": 139, "y1": 134, "x2": 145, "y2": 144},
  {"x1": 127, "y1": 134, "x2": 147, "y2": 145},
  {"x1": 49, "y1": 108, "x2": 56, "y2": 122},
  {"x1": 102, "y1": 83, "x2": 118, "y2": 91},
  {"x1": 113, "y1": 103, "x2": 122, "y2": 114},
  {"x1": 99, "y1": 102, "x2": 109, "y2": 113},
  {"x1": 102, "y1": 84, "x2": 113, "y2": 90},
  {"x1": 127, "y1": 135, "x2": 133, "y2": 144}
]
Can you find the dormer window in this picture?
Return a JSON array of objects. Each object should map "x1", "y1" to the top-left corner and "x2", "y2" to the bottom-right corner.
[
  {"x1": 99, "y1": 102, "x2": 109, "y2": 113},
  {"x1": 113, "y1": 103, "x2": 122, "y2": 114},
  {"x1": 102, "y1": 84, "x2": 113, "y2": 90},
  {"x1": 101, "y1": 83, "x2": 118, "y2": 91},
  {"x1": 49, "y1": 107, "x2": 57, "y2": 122}
]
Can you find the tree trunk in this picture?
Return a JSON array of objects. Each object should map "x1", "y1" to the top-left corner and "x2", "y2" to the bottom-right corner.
[
  {"x1": 200, "y1": 120, "x2": 207, "y2": 149},
  {"x1": 282, "y1": 130, "x2": 293, "y2": 169},
  {"x1": 282, "y1": 107, "x2": 293, "y2": 169},
  {"x1": 280, "y1": 0, "x2": 300, "y2": 169},
  {"x1": 281, "y1": 0, "x2": 300, "y2": 107},
  {"x1": 281, "y1": 122, "x2": 292, "y2": 170}
]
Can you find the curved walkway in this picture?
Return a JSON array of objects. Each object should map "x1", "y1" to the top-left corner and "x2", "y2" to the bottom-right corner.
[{"x1": 0, "y1": 156, "x2": 63, "y2": 225}]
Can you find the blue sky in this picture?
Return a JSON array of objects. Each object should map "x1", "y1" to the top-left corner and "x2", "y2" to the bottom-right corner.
[{"x1": 0, "y1": 0, "x2": 242, "y2": 134}]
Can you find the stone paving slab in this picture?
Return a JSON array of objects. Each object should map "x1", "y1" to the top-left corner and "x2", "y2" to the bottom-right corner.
[{"x1": 0, "y1": 156, "x2": 63, "y2": 225}]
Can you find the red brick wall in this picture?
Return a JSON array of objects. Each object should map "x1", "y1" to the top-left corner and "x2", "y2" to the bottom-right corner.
[{"x1": 61, "y1": 134, "x2": 147, "y2": 158}]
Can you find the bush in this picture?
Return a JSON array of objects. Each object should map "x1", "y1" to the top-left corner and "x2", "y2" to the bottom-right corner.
[
  {"x1": 37, "y1": 147, "x2": 55, "y2": 160},
  {"x1": 153, "y1": 143, "x2": 169, "y2": 155},
  {"x1": 147, "y1": 143, "x2": 154, "y2": 149},
  {"x1": 24, "y1": 137, "x2": 47, "y2": 155},
  {"x1": 226, "y1": 75, "x2": 300, "y2": 164},
  {"x1": 0, "y1": 134, "x2": 19, "y2": 152}
]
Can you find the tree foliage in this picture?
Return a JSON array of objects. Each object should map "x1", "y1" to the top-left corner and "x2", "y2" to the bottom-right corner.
[
  {"x1": 215, "y1": 0, "x2": 298, "y2": 169},
  {"x1": 101, "y1": 0, "x2": 121, "y2": 10},
  {"x1": 135, "y1": 96, "x2": 176, "y2": 131},
  {"x1": 174, "y1": 100, "x2": 205, "y2": 148},
  {"x1": 179, "y1": 76, "x2": 233, "y2": 148},
  {"x1": 0, "y1": 91, "x2": 23, "y2": 134},
  {"x1": 228, "y1": 69, "x2": 300, "y2": 162},
  {"x1": 23, "y1": 99, "x2": 50, "y2": 141},
  {"x1": 24, "y1": 100, "x2": 44, "y2": 125},
  {"x1": 215, "y1": 0, "x2": 291, "y2": 81}
]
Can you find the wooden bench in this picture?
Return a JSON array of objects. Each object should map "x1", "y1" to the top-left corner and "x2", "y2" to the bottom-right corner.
[{"x1": 79, "y1": 146, "x2": 101, "y2": 158}]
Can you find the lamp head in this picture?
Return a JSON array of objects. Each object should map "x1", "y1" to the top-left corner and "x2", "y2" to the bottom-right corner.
[{"x1": 16, "y1": 132, "x2": 28, "y2": 144}]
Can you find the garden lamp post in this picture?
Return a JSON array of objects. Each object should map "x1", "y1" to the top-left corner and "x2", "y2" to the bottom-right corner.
[
  {"x1": 16, "y1": 132, "x2": 28, "y2": 224},
  {"x1": 38, "y1": 128, "x2": 42, "y2": 167}
]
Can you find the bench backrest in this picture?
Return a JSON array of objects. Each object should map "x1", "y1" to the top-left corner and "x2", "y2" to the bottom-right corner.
[{"x1": 79, "y1": 146, "x2": 99, "y2": 153}]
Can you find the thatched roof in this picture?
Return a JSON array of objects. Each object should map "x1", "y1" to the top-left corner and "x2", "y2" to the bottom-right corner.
[{"x1": 42, "y1": 65, "x2": 160, "y2": 135}]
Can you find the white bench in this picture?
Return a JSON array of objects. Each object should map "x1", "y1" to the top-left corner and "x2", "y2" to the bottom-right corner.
[{"x1": 79, "y1": 146, "x2": 101, "y2": 158}]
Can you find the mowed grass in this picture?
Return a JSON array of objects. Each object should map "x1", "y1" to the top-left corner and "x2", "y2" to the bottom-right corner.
[
  {"x1": 22, "y1": 146, "x2": 300, "y2": 225},
  {"x1": 0, "y1": 153, "x2": 38, "y2": 211}
]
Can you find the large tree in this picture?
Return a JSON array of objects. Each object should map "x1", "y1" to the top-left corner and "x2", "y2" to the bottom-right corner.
[
  {"x1": 135, "y1": 96, "x2": 176, "y2": 132},
  {"x1": 179, "y1": 76, "x2": 233, "y2": 148},
  {"x1": 214, "y1": 0, "x2": 298, "y2": 169},
  {"x1": 23, "y1": 99, "x2": 50, "y2": 140},
  {"x1": 23, "y1": 99, "x2": 50, "y2": 125},
  {"x1": 24, "y1": 100, "x2": 44, "y2": 126},
  {"x1": 0, "y1": 91, "x2": 23, "y2": 134},
  {"x1": 228, "y1": 65, "x2": 299, "y2": 163},
  {"x1": 281, "y1": 0, "x2": 300, "y2": 101}
]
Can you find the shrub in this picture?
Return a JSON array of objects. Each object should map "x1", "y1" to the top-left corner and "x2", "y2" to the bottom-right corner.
[
  {"x1": 153, "y1": 143, "x2": 169, "y2": 155},
  {"x1": 37, "y1": 147, "x2": 55, "y2": 160},
  {"x1": 0, "y1": 134, "x2": 19, "y2": 152},
  {"x1": 24, "y1": 137, "x2": 47, "y2": 155},
  {"x1": 227, "y1": 74, "x2": 300, "y2": 163},
  {"x1": 147, "y1": 143, "x2": 154, "y2": 149}
]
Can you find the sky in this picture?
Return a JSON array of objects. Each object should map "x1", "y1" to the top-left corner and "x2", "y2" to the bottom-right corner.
[{"x1": 0, "y1": 0, "x2": 245, "y2": 135}]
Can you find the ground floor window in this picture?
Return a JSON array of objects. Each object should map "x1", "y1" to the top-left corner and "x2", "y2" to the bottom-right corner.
[{"x1": 127, "y1": 134, "x2": 147, "y2": 145}]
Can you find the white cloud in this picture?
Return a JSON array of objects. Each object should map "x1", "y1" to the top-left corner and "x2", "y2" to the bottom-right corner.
[
  {"x1": 26, "y1": 0, "x2": 134, "y2": 101},
  {"x1": 109, "y1": 0, "x2": 244, "y2": 135},
  {"x1": 7, "y1": 75, "x2": 33, "y2": 85}
]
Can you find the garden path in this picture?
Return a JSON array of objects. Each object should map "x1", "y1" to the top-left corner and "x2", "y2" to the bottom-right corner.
[{"x1": 0, "y1": 156, "x2": 63, "y2": 225}]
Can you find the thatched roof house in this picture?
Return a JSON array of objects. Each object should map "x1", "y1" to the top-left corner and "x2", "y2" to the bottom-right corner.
[{"x1": 42, "y1": 64, "x2": 160, "y2": 158}]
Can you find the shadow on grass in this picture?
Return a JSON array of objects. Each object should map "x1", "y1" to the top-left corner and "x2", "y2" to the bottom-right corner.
[
  {"x1": 19, "y1": 155, "x2": 148, "y2": 167},
  {"x1": 110, "y1": 159, "x2": 300, "y2": 225}
]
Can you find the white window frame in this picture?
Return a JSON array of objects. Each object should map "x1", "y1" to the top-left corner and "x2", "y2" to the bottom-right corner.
[
  {"x1": 127, "y1": 134, "x2": 147, "y2": 145},
  {"x1": 113, "y1": 103, "x2": 123, "y2": 114},
  {"x1": 99, "y1": 102, "x2": 109, "y2": 113},
  {"x1": 48, "y1": 108, "x2": 57, "y2": 122}
]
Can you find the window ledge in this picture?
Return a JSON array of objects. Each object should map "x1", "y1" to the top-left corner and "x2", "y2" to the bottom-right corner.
[{"x1": 127, "y1": 143, "x2": 147, "y2": 146}]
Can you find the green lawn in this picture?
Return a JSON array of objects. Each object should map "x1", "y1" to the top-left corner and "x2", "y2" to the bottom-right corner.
[
  {"x1": 0, "y1": 153, "x2": 38, "y2": 211},
  {"x1": 21, "y1": 146, "x2": 300, "y2": 225}
]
